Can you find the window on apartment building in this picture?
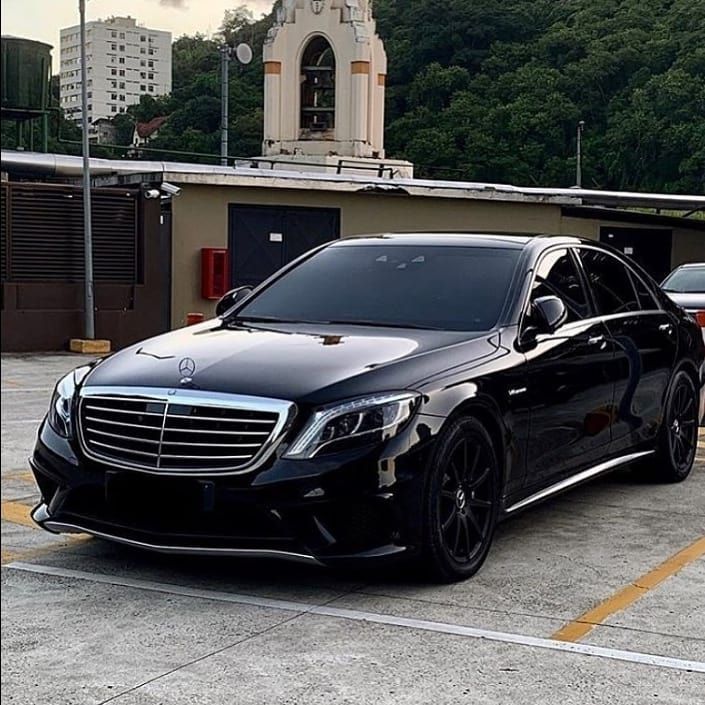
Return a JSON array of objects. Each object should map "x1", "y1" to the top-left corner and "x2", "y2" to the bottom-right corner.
[
  {"x1": 119, "y1": 57, "x2": 125, "y2": 64},
  {"x1": 111, "y1": 31, "x2": 117, "y2": 38},
  {"x1": 119, "y1": 107, "x2": 125, "y2": 113},
  {"x1": 148, "y1": 48, "x2": 155, "y2": 55},
  {"x1": 111, "y1": 68, "x2": 117, "y2": 75},
  {"x1": 140, "y1": 85, "x2": 146, "y2": 91},
  {"x1": 148, "y1": 72, "x2": 154, "y2": 79},
  {"x1": 148, "y1": 60, "x2": 154, "y2": 68},
  {"x1": 87, "y1": 91, "x2": 92, "y2": 98},
  {"x1": 119, "y1": 32, "x2": 125, "y2": 39},
  {"x1": 119, "y1": 82, "x2": 125, "y2": 89},
  {"x1": 140, "y1": 35, "x2": 146, "y2": 42},
  {"x1": 119, "y1": 70, "x2": 125, "y2": 76},
  {"x1": 111, "y1": 93, "x2": 117, "y2": 100},
  {"x1": 111, "y1": 106, "x2": 117, "y2": 113},
  {"x1": 87, "y1": 104, "x2": 92, "y2": 111},
  {"x1": 119, "y1": 45, "x2": 125, "y2": 51},
  {"x1": 111, "y1": 43, "x2": 117, "y2": 50},
  {"x1": 148, "y1": 85, "x2": 154, "y2": 93},
  {"x1": 140, "y1": 72, "x2": 146, "y2": 79},
  {"x1": 140, "y1": 60, "x2": 146, "y2": 67},
  {"x1": 119, "y1": 95, "x2": 125, "y2": 101}
]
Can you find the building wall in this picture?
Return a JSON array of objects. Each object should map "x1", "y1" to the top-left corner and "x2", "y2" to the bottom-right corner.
[
  {"x1": 561, "y1": 217, "x2": 704, "y2": 267},
  {"x1": 59, "y1": 16, "x2": 171, "y2": 125}
]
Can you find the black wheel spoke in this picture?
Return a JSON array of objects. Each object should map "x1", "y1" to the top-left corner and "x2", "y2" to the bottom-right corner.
[
  {"x1": 440, "y1": 489, "x2": 456, "y2": 501},
  {"x1": 468, "y1": 497, "x2": 492, "y2": 510},
  {"x1": 453, "y1": 518, "x2": 462, "y2": 554},
  {"x1": 449, "y1": 460, "x2": 462, "y2": 487},
  {"x1": 469, "y1": 466, "x2": 490, "y2": 490},
  {"x1": 442, "y1": 510, "x2": 455, "y2": 533},
  {"x1": 459, "y1": 514, "x2": 472, "y2": 556},
  {"x1": 466, "y1": 509, "x2": 483, "y2": 538}
]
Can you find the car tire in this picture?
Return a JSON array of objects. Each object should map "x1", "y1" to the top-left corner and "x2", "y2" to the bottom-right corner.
[
  {"x1": 422, "y1": 417, "x2": 500, "y2": 582},
  {"x1": 649, "y1": 370, "x2": 699, "y2": 483}
]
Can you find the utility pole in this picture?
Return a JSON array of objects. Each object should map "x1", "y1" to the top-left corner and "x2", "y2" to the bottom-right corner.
[
  {"x1": 79, "y1": 0, "x2": 95, "y2": 339},
  {"x1": 576, "y1": 120, "x2": 585, "y2": 189},
  {"x1": 220, "y1": 43, "x2": 252, "y2": 167},
  {"x1": 220, "y1": 45, "x2": 230, "y2": 167}
]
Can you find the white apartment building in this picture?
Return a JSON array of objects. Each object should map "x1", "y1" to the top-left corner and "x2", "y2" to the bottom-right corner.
[{"x1": 59, "y1": 16, "x2": 171, "y2": 132}]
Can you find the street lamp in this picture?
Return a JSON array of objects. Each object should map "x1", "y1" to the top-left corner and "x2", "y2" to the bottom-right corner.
[
  {"x1": 576, "y1": 120, "x2": 585, "y2": 189},
  {"x1": 79, "y1": 0, "x2": 95, "y2": 339}
]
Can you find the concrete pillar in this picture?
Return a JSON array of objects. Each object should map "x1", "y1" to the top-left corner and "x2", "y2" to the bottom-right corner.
[
  {"x1": 263, "y1": 61, "x2": 282, "y2": 153},
  {"x1": 350, "y1": 61, "x2": 370, "y2": 156}
]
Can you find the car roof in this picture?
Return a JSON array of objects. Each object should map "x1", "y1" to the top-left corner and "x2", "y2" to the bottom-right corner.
[
  {"x1": 330, "y1": 233, "x2": 587, "y2": 250},
  {"x1": 673, "y1": 262, "x2": 705, "y2": 269}
]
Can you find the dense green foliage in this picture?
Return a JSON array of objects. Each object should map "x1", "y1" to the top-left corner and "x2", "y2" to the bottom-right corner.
[{"x1": 2, "y1": 1, "x2": 703, "y2": 192}]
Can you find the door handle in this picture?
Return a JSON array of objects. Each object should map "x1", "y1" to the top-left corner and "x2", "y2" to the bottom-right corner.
[
  {"x1": 587, "y1": 335, "x2": 605, "y2": 346},
  {"x1": 659, "y1": 323, "x2": 674, "y2": 334}
]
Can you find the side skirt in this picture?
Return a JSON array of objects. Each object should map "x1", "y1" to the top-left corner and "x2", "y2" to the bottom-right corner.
[{"x1": 504, "y1": 450, "x2": 655, "y2": 515}]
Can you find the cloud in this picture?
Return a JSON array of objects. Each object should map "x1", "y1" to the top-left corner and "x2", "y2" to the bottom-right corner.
[{"x1": 158, "y1": 0, "x2": 188, "y2": 8}]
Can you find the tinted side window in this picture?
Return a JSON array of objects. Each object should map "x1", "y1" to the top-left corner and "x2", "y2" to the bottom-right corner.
[
  {"x1": 579, "y1": 249, "x2": 639, "y2": 315},
  {"x1": 530, "y1": 249, "x2": 590, "y2": 323},
  {"x1": 629, "y1": 271, "x2": 659, "y2": 311}
]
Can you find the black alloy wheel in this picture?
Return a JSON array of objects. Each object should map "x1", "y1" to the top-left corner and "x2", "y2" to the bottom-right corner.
[
  {"x1": 651, "y1": 370, "x2": 699, "y2": 483},
  {"x1": 423, "y1": 417, "x2": 499, "y2": 582}
]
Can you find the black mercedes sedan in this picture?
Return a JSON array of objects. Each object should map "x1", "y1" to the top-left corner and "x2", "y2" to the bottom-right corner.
[{"x1": 31, "y1": 234, "x2": 705, "y2": 581}]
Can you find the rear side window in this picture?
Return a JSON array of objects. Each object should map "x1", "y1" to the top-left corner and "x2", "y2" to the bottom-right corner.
[
  {"x1": 579, "y1": 249, "x2": 639, "y2": 315},
  {"x1": 531, "y1": 249, "x2": 590, "y2": 323}
]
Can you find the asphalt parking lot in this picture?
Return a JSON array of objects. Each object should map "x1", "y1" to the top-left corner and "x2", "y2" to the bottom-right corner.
[{"x1": 2, "y1": 353, "x2": 704, "y2": 705}]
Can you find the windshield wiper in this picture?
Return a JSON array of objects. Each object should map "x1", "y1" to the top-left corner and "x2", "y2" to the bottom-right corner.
[
  {"x1": 230, "y1": 315, "x2": 324, "y2": 325},
  {"x1": 324, "y1": 319, "x2": 444, "y2": 331}
]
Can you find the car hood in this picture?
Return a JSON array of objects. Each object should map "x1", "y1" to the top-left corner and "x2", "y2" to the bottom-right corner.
[
  {"x1": 85, "y1": 319, "x2": 501, "y2": 405},
  {"x1": 664, "y1": 292, "x2": 705, "y2": 311}
]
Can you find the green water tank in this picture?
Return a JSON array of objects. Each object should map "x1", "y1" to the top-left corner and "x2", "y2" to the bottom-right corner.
[{"x1": 1, "y1": 35, "x2": 53, "y2": 114}]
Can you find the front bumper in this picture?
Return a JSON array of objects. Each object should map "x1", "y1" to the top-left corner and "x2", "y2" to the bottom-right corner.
[{"x1": 30, "y1": 414, "x2": 443, "y2": 566}]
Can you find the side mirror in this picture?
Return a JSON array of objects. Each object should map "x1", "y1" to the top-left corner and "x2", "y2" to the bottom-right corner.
[
  {"x1": 215, "y1": 286, "x2": 253, "y2": 317},
  {"x1": 533, "y1": 295, "x2": 568, "y2": 334}
]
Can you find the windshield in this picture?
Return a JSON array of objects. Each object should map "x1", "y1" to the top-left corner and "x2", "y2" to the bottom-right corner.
[
  {"x1": 662, "y1": 266, "x2": 705, "y2": 294},
  {"x1": 234, "y1": 244, "x2": 521, "y2": 331}
]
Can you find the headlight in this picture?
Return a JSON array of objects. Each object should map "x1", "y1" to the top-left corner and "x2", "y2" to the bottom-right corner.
[
  {"x1": 284, "y1": 392, "x2": 420, "y2": 459},
  {"x1": 47, "y1": 366, "x2": 92, "y2": 438}
]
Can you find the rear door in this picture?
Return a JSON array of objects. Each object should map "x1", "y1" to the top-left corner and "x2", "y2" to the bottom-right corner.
[
  {"x1": 578, "y1": 247, "x2": 678, "y2": 451},
  {"x1": 521, "y1": 248, "x2": 615, "y2": 487}
]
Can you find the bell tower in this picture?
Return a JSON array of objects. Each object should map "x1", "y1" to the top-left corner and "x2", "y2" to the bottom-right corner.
[{"x1": 262, "y1": 0, "x2": 391, "y2": 163}]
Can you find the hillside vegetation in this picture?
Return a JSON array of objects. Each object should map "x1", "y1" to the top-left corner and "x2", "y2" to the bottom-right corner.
[{"x1": 2, "y1": 1, "x2": 703, "y2": 192}]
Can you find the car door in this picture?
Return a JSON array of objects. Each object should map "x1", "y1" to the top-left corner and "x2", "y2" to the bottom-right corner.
[
  {"x1": 521, "y1": 248, "x2": 616, "y2": 487},
  {"x1": 578, "y1": 247, "x2": 678, "y2": 451}
]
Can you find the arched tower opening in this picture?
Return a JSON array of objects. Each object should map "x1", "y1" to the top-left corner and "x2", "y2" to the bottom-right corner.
[{"x1": 300, "y1": 36, "x2": 336, "y2": 138}]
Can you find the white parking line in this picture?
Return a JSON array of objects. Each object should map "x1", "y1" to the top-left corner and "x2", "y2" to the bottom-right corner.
[
  {"x1": 1, "y1": 388, "x2": 51, "y2": 394},
  {"x1": 6, "y1": 561, "x2": 705, "y2": 674},
  {"x1": 1, "y1": 419, "x2": 43, "y2": 425}
]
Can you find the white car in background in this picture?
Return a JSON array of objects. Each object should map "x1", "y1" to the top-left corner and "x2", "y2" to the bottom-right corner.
[{"x1": 662, "y1": 263, "x2": 705, "y2": 343}]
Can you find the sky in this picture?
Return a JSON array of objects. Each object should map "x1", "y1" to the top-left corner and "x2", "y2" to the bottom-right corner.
[{"x1": 1, "y1": 0, "x2": 273, "y2": 71}]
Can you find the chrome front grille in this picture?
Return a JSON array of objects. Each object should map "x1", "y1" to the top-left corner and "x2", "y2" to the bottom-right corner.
[{"x1": 78, "y1": 387, "x2": 294, "y2": 474}]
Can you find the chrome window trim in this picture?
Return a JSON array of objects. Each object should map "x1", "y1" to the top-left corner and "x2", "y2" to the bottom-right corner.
[{"x1": 77, "y1": 386, "x2": 296, "y2": 477}]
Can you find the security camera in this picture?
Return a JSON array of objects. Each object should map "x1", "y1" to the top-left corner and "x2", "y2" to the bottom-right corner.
[
  {"x1": 160, "y1": 182, "x2": 182, "y2": 197},
  {"x1": 144, "y1": 188, "x2": 161, "y2": 200}
]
